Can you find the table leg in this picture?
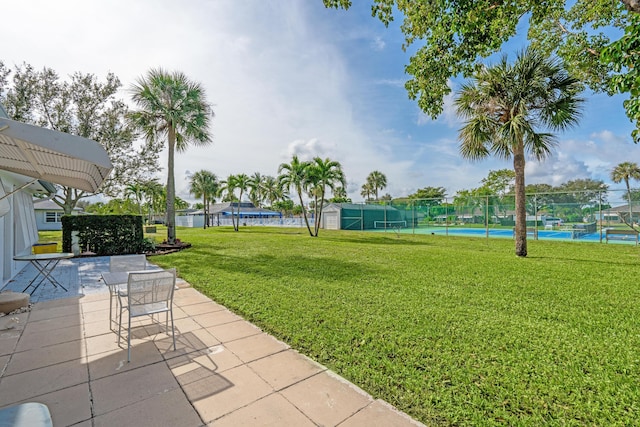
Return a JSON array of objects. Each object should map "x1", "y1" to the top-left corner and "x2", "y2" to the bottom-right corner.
[{"x1": 22, "y1": 259, "x2": 68, "y2": 294}]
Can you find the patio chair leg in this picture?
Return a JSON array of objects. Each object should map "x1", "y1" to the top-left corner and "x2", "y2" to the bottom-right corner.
[
  {"x1": 127, "y1": 314, "x2": 132, "y2": 362},
  {"x1": 171, "y1": 308, "x2": 176, "y2": 351}
]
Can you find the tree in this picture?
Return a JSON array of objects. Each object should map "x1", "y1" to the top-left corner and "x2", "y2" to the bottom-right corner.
[
  {"x1": 366, "y1": 171, "x2": 387, "y2": 201},
  {"x1": 324, "y1": 1, "x2": 639, "y2": 141},
  {"x1": 611, "y1": 162, "x2": 640, "y2": 226},
  {"x1": 124, "y1": 182, "x2": 145, "y2": 216},
  {"x1": 232, "y1": 173, "x2": 250, "y2": 231},
  {"x1": 141, "y1": 179, "x2": 165, "y2": 224},
  {"x1": 248, "y1": 172, "x2": 265, "y2": 207},
  {"x1": 129, "y1": 68, "x2": 213, "y2": 244},
  {"x1": 408, "y1": 186, "x2": 447, "y2": 203},
  {"x1": 360, "y1": 182, "x2": 374, "y2": 201},
  {"x1": 279, "y1": 155, "x2": 313, "y2": 236},
  {"x1": 189, "y1": 170, "x2": 219, "y2": 229},
  {"x1": 262, "y1": 175, "x2": 285, "y2": 207},
  {"x1": 0, "y1": 62, "x2": 160, "y2": 214},
  {"x1": 455, "y1": 47, "x2": 583, "y2": 257},
  {"x1": 221, "y1": 174, "x2": 238, "y2": 230},
  {"x1": 329, "y1": 186, "x2": 351, "y2": 203},
  {"x1": 307, "y1": 157, "x2": 346, "y2": 236}
]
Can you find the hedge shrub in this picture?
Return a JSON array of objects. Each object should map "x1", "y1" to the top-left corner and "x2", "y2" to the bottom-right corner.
[{"x1": 62, "y1": 215, "x2": 146, "y2": 255}]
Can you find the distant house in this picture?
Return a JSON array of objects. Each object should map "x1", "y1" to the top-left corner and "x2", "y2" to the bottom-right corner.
[
  {"x1": 33, "y1": 199, "x2": 82, "y2": 231},
  {"x1": 175, "y1": 202, "x2": 281, "y2": 228}
]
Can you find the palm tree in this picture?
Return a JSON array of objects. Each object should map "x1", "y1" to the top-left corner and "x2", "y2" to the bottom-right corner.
[
  {"x1": 360, "y1": 182, "x2": 373, "y2": 201},
  {"x1": 189, "y1": 170, "x2": 219, "y2": 229},
  {"x1": 248, "y1": 172, "x2": 265, "y2": 207},
  {"x1": 279, "y1": 155, "x2": 313, "y2": 236},
  {"x1": 455, "y1": 47, "x2": 583, "y2": 257},
  {"x1": 366, "y1": 171, "x2": 387, "y2": 201},
  {"x1": 307, "y1": 157, "x2": 346, "y2": 236},
  {"x1": 262, "y1": 175, "x2": 284, "y2": 207},
  {"x1": 124, "y1": 182, "x2": 145, "y2": 216},
  {"x1": 611, "y1": 162, "x2": 640, "y2": 227},
  {"x1": 129, "y1": 68, "x2": 213, "y2": 244},
  {"x1": 221, "y1": 174, "x2": 238, "y2": 230},
  {"x1": 140, "y1": 179, "x2": 164, "y2": 224}
]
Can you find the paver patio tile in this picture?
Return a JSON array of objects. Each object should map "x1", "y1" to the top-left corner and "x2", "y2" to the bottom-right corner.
[
  {"x1": 154, "y1": 327, "x2": 221, "y2": 359},
  {"x1": 248, "y1": 349, "x2": 326, "y2": 391},
  {"x1": 339, "y1": 399, "x2": 426, "y2": 427},
  {"x1": 80, "y1": 299, "x2": 110, "y2": 313},
  {"x1": 213, "y1": 392, "x2": 315, "y2": 427},
  {"x1": 81, "y1": 308, "x2": 110, "y2": 325},
  {"x1": 93, "y1": 388, "x2": 203, "y2": 427},
  {"x1": 0, "y1": 312, "x2": 28, "y2": 332},
  {"x1": 168, "y1": 344, "x2": 243, "y2": 386},
  {"x1": 84, "y1": 332, "x2": 124, "y2": 356},
  {"x1": 280, "y1": 371, "x2": 372, "y2": 426},
  {"x1": 28, "y1": 304, "x2": 81, "y2": 321},
  {"x1": 17, "y1": 382, "x2": 92, "y2": 427},
  {"x1": 24, "y1": 312, "x2": 82, "y2": 333},
  {"x1": 0, "y1": 359, "x2": 88, "y2": 406},
  {"x1": 192, "y1": 309, "x2": 242, "y2": 328},
  {"x1": 171, "y1": 315, "x2": 202, "y2": 333},
  {"x1": 15, "y1": 323, "x2": 83, "y2": 351},
  {"x1": 87, "y1": 341, "x2": 163, "y2": 380},
  {"x1": 173, "y1": 288, "x2": 212, "y2": 305},
  {"x1": 207, "y1": 320, "x2": 262, "y2": 343},
  {"x1": 224, "y1": 332, "x2": 288, "y2": 363},
  {"x1": 185, "y1": 364, "x2": 272, "y2": 423},
  {"x1": 0, "y1": 355, "x2": 9, "y2": 377},
  {"x1": 0, "y1": 330, "x2": 20, "y2": 357},
  {"x1": 91, "y1": 362, "x2": 179, "y2": 416},
  {"x1": 32, "y1": 296, "x2": 81, "y2": 310},
  {"x1": 180, "y1": 300, "x2": 226, "y2": 316},
  {"x1": 5, "y1": 339, "x2": 85, "y2": 375},
  {"x1": 82, "y1": 318, "x2": 113, "y2": 338}
]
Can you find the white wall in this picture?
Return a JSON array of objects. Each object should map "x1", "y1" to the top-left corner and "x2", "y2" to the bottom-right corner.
[{"x1": 0, "y1": 174, "x2": 39, "y2": 287}]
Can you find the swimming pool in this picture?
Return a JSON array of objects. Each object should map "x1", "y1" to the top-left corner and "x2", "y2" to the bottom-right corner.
[{"x1": 381, "y1": 226, "x2": 613, "y2": 243}]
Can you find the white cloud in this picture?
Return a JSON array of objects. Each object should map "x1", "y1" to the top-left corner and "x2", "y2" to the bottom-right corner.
[{"x1": 371, "y1": 36, "x2": 386, "y2": 51}]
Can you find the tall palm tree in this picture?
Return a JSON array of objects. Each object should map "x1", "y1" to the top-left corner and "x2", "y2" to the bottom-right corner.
[
  {"x1": 611, "y1": 162, "x2": 640, "y2": 227},
  {"x1": 140, "y1": 179, "x2": 164, "y2": 224},
  {"x1": 262, "y1": 175, "x2": 284, "y2": 207},
  {"x1": 279, "y1": 155, "x2": 313, "y2": 236},
  {"x1": 455, "y1": 47, "x2": 583, "y2": 257},
  {"x1": 366, "y1": 171, "x2": 387, "y2": 201},
  {"x1": 307, "y1": 157, "x2": 346, "y2": 236},
  {"x1": 189, "y1": 170, "x2": 219, "y2": 229},
  {"x1": 124, "y1": 182, "x2": 145, "y2": 216},
  {"x1": 221, "y1": 174, "x2": 238, "y2": 230},
  {"x1": 129, "y1": 68, "x2": 213, "y2": 244},
  {"x1": 360, "y1": 182, "x2": 373, "y2": 201},
  {"x1": 248, "y1": 172, "x2": 265, "y2": 207}
]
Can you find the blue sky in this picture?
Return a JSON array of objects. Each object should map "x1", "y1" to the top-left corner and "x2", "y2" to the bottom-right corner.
[{"x1": 2, "y1": 0, "x2": 638, "y2": 203}]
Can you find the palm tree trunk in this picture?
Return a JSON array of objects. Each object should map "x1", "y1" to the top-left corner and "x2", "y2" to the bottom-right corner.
[
  {"x1": 314, "y1": 188, "x2": 325, "y2": 236},
  {"x1": 297, "y1": 185, "x2": 313, "y2": 237},
  {"x1": 203, "y1": 194, "x2": 207, "y2": 229},
  {"x1": 626, "y1": 178, "x2": 633, "y2": 228},
  {"x1": 167, "y1": 127, "x2": 176, "y2": 244},
  {"x1": 513, "y1": 141, "x2": 527, "y2": 257}
]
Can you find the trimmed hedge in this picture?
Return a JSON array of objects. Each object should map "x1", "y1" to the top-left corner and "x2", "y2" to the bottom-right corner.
[{"x1": 62, "y1": 215, "x2": 145, "y2": 255}]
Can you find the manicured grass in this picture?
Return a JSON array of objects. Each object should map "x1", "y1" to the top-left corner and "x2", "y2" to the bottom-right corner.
[
  {"x1": 149, "y1": 227, "x2": 640, "y2": 425},
  {"x1": 58, "y1": 226, "x2": 640, "y2": 425}
]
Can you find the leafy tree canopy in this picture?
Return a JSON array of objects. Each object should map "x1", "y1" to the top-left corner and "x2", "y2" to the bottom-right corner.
[
  {"x1": 324, "y1": 1, "x2": 640, "y2": 140},
  {"x1": 0, "y1": 62, "x2": 160, "y2": 213}
]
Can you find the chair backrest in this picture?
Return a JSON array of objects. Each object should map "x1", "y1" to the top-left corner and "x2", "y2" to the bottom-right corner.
[
  {"x1": 110, "y1": 254, "x2": 147, "y2": 273},
  {"x1": 127, "y1": 268, "x2": 176, "y2": 308}
]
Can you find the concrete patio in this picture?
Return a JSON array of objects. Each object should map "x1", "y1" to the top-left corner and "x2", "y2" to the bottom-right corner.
[{"x1": 0, "y1": 257, "x2": 424, "y2": 426}]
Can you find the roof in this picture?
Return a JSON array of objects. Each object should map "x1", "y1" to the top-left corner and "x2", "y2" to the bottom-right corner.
[
  {"x1": 33, "y1": 198, "x2": 81, "y2": 211},
  {"x1": 0, "y1": 116, "x2": 112, "y2": 193},
  {"x1": 209, "y1": 202, "x2": 281, "y2": 217}
]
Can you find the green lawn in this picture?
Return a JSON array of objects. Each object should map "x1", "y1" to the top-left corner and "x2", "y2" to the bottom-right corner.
[{"x1": 47, "y1": 226, "x2": 640, "y2": 425}]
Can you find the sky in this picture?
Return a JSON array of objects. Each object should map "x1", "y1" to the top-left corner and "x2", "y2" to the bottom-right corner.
[{"x1": 2, "y1": 0, "x2": 639, "y2": 204}]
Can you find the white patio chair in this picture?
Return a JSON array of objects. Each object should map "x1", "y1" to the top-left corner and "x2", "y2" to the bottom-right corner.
[
  {"x1": 106, "y1": 255, "x2": 148, "y2": 328},
  {"x1": 117, "y1": 268, "x2": 177, "y2": 362}
]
